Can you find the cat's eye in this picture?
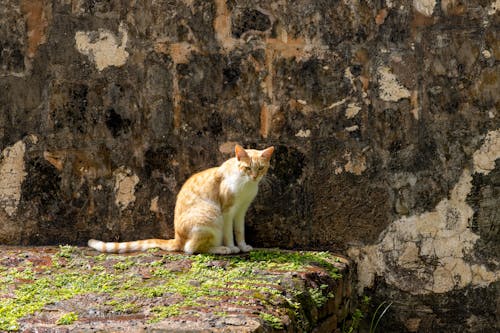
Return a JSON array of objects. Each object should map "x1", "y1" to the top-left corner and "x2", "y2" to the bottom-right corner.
[
  {"x1": 245, "y1": 166, "x2": 251, "y2": 171},
  {"x1": 258, "y1": 166, "x2": 264, "y2": 170}
]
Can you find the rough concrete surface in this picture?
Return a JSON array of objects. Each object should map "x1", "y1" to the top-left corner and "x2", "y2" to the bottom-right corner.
[
  {"x1": 0, "y1": 0, "x2": 499, "y2": 332},
  {"x1": 0, "y1": 247, "x2": 350, "y2": 332}
]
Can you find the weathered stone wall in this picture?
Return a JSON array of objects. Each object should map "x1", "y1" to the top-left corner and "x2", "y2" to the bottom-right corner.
[{"x1": 0, "y1": 0, "x2": 499, "y2": 331}]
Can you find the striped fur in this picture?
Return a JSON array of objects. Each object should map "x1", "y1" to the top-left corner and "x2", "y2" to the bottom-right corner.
[
  {"x1": 88, "y1": 145, "x2": 274, "y2": 254},
  {"x1": 87, "y1": 239, "x2": 179, "y2": 253}
]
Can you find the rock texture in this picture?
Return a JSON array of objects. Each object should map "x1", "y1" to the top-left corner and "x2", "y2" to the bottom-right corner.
[
  {"x1": 0, "y1": 247, "x2": 350, "y2": 332},
  {"x1": 0, "y1": 0, "x2": 499, "y2": 331}
]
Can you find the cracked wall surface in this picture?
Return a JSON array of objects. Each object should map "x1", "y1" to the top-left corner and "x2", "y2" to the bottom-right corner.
[
  {"x1": 0, "y1": 1, "x2": 499, "y2": 331},
  {"x1": 348, "y1": 129, "x2": 500, "y2": 296}
]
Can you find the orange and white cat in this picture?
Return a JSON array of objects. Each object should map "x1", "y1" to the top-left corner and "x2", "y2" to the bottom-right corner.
[{"x1": 88, "y1": 145, "x2": 274, "y2": 254}]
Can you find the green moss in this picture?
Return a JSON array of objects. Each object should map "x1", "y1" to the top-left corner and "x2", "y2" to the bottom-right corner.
[
  {"x1": 248, "y1": 249, "x2": 341, "y2": 277},
  {"x1": 151, "y1": 267, "x2": 175, "y2": 278},
  {"x1": 93, "y1": 253, "x2": 107, "y2": 261},
  {"x1": 0, "y1": 255, "x2": 123, "y2": 331},
  {"x1": 56, "y1": 312, "x2": 78, "y2": 325},
  {"x1": 149, "y1": 304, "x2": 181, "y2": 323},
  {"x1": 214, "y1": 311, "x2": 227, "y2": 317},
  {"x1": 108, "y1": 301, "x2": 141, "y2": 314},
  {"x1": 56, "y1": 245, "x2": 77, "y2": 259},
  {"x1": 113, "y1": 259, "x2": 135, "y2": 270},
  {"x1": 0, "y1": 247, "x2": 343, "y2": 331}
]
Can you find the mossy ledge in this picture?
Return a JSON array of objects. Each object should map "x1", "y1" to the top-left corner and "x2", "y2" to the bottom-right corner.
[{"x1": 0, "y1": 246, "x2": 352, "y2": 332}]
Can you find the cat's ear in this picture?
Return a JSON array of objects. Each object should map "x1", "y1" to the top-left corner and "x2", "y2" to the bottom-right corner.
[
  {"x1": 261, "y1": 146, "x2": 274, "y2": 160},
  {"x1": 235, "y1": 144, "x2": 250, "y2": 161}
]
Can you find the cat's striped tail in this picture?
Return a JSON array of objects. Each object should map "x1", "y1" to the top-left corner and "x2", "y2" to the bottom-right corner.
[{"x1": 88, "y1": 238, "x2": 180, "y2": 253}]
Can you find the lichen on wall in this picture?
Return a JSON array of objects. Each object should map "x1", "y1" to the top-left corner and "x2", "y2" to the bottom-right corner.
[{"x1": 377, "y1": 66, "x2": 411, "y2": 102}]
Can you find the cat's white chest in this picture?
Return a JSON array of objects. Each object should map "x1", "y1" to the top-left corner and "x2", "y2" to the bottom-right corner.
[{"x1": 226, "y1": 174, "x2": 259, "y2": 204}]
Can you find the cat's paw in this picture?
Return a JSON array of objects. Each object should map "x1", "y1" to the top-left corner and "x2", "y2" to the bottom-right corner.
[
  {"x1": 238, "y1": 243, "x2": 253, "y2": 253},
  {"x1": 229, "y1": 246, "x2": 241, "y2": 254},
  {"x1": 208, "y1": 246, "x2": 233, "y2": 255}
]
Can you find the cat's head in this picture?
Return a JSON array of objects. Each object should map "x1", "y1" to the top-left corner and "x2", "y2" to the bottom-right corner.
[{"x1": 235, "y1": 145, "x2": 274, "y2": 181}]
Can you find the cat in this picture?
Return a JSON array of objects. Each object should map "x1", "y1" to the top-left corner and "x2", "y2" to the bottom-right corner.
[{"x1": 88, "y1": 145, "x2": 274, "y2": 254}]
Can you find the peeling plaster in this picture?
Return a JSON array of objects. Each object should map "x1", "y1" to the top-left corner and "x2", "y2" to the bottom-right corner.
[
  {"x1": 150, "y1": 196, "x2": 159, "y2": 213},
  {"x1": 413, "y1": 0, "x2": 436, "y2": 17},
  {"x1": 345, "y1": 103, "x2": 361, "y2": 119},
  {"x1": 348, "y1": 129, "x2": 500, "y2": 294},
  {"x1": 0, "y1": 141, "x2": 27, "y2": 216},
  {"x1": 345, "y1": 125, "x2": 359, "y2": 132},
  {"x1": 488, "y1": 0, "x2": 500, "y2": 15},
  {"x1": 113, "y1": 167, "x2": 139, "y2": 211},
  {"x1": 75, "y1": 23, "x2": 129, "y2": 71},
  {"x1": 295, "y1": 129, "x2": 311, "y2": 138},
  {"x1": 377, "y1": 66, "x2": 411, "y2": 102},
  {"x1": 344, "y1": 151, "x2": 367, "y2": 176},
  {"x1": 473, "y1": 130, "x2": 500, "y2": 174},
  {"x1": 326, "y1": 98, "x2": 347, "y2": 110},
  {"x1": 344, "y1": 67, "x2": 356, "y2": 90}
]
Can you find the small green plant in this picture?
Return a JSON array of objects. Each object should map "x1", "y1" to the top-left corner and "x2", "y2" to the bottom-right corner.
[
  {"x1": 308, "y1": 284, "x2": 334, "y2": 308},
  {"x1": 56, "y1": 312, "x2": 78, "y2": 325},
  {"x1": 56, "y1": 245, "x2": 77, "y2": 258},
  {"x1": 113, "y1": 259, "x2": 134, "y2": 270},
  {"x1": 342, "y1": 308, "x2": 363, "y2": 333},
  {"x1": 260, "y1": 312, "x2": 284, "y2": 330},
  {"x1": 112, "y1": 302, "x2": 140, "y2": 314},
  {"x1": 149, "y1": 259, "x2": 165, "y2": 267},
  {"x1": 93, "y1": 253, "x2": 107, "y2": 261},
  {"x1": 214, "y1": 311, "x2": 227, "y2": 317},
  {"x1": 151, "y1": 267, "x2": 174, "y2": 278},
  {"x1": 149, "y1": 304, "x2": 181, "y2": 323}
]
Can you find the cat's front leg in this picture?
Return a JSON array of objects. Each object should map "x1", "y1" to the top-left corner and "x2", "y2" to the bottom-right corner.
[
  {"x1": 234, "y1": 210, "x2": 253, "y2": 253},
  {"x1": 223, "y1": 212, "x2": 240, "y2": 254}
]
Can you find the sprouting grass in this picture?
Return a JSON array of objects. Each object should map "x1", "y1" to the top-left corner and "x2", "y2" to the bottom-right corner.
[{"x1": 369, "y1": 301, "x2": 393, "y2": 333}]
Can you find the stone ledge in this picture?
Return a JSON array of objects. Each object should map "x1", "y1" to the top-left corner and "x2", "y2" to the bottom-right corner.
[{"x1": 0, "y1": 246, "x2": 352, "y2": 332}]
